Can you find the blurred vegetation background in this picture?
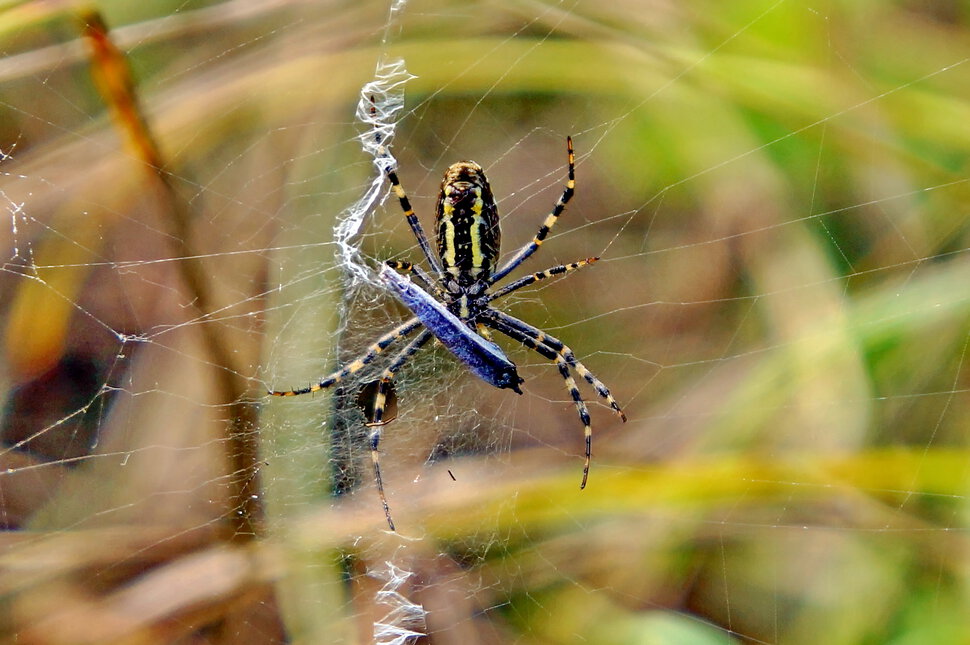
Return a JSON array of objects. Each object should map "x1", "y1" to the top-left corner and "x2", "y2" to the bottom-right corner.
[{"x1": 1, "y1": 0, "x2": 969, "y2": 643}]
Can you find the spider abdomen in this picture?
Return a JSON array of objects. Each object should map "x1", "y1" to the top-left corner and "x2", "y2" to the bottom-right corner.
[{"x1": 436, "y1": 161, "x2": 500, "y2": 285}]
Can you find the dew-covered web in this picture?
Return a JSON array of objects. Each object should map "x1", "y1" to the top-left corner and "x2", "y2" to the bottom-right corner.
[{"x1": 2, "y1": 1, "x2": 970, "y2": 643}]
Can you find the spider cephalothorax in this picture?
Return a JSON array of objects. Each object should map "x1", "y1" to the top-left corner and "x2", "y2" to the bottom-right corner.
[{"x1": 271, "y1": 134, "x2": 626, "y2": 531}]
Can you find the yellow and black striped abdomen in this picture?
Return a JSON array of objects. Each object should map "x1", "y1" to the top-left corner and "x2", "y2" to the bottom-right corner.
[{"x1": 435, "y1": 161, "x2": 500, "y2": 285}]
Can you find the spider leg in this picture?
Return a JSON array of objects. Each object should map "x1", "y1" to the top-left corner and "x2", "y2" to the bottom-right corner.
[
  {"x1": 370, "y1": 98, "x2": 445, "y2": 277},
  {"x1": 267, "y1": 318, "x2": 422, "y2": 396},
  {"x1": 386, "y1": 260, "x2": 445, "y2": 298},
  {"x1": 366, "y1": 329, "x2": 434, "y2": 531},
  {"x1": 488, "y1": 257, "x2": 598, "y2": 303},
  {"x1": 490, "y1": 137, "x2": 575, "y2": 283},
  {"x1": 488, "y1": 310, "x2": 626, "y2": 421},
  {"x1": 483, "y1": 316, "x2": 594, "y2": 488}
]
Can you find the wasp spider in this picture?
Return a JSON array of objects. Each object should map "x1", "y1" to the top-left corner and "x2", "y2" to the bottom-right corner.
[{"x1": 270, "y1": 134, "x2": 626, "y2": 530}]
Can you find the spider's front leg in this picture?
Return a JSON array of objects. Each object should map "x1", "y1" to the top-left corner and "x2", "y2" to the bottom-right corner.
[
  {"x1": 484, "y1": 316, "x2": 595, "y2": 487},
  {"x1": 483, "y1": 310, "x2": 626, "y2": 488},
  {"x1": 365, "y1": 329, "x2": 433, "y2": 531},
  {"x1": 267, "y1": 318, "x2": 422, "y2": 397},
  {"x1": 490, "y1": 310, "x2": 625, "y2": 420}
]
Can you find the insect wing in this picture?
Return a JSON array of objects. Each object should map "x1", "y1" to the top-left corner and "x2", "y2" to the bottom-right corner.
[{"x1": 379, "y1": 264, "x2": 523, "y2": 393}]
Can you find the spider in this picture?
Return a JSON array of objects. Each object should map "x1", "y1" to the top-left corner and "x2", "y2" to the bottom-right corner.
[{"x1": 270, "y1": 134, "x2": 626, "y2": 530}]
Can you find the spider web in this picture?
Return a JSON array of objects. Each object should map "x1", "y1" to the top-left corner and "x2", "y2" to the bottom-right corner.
[{"x1": 1, "y1": 1, "x2": 970, "y2": 643}]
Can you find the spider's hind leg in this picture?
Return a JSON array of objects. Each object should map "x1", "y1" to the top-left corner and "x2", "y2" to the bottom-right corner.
[
  {"x1": 369, "y1": 97, "x2": 444, "y2": 277},
  {"x1": 490, "y1": 136, "x2": 575, "y2": 283},
  {"x1": 386, "y1": 260, "x2": 444, "y2": 298},
  {"x1": 487, "y1": 257, "x2": 598, "y2": 303}
]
